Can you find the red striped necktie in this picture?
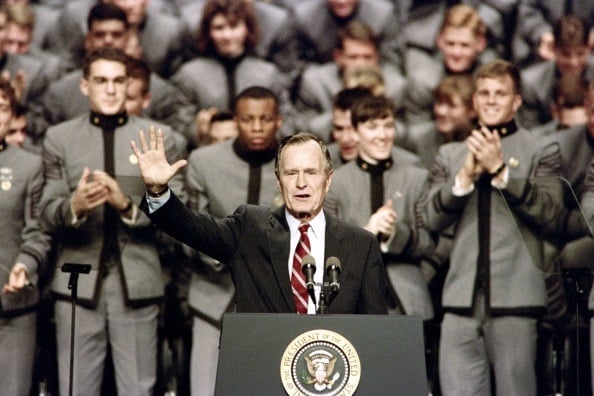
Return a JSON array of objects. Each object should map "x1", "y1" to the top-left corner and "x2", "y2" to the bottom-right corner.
[{"x1": 291, "y1": 223, "x2": 311, "y2": 314}]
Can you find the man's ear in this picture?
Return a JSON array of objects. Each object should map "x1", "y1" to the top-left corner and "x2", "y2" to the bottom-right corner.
[
  {"x1": 332, "y1": 48, "x2": 342, "y2": 64},
  {"x1": 142, "y1": 93, "x2": 152, "y2": 110},
  {"x1": 79, "y1": 77, "x2": 89, "y2": 97},
  {"x1": 475, "y1": 35, "x2": 487, "y2": 53},
  {"x1": 550, "y1": 103, "x2": 559, "y2": 120},
  {"x1": 436, "y1": 32, "x2": 445, "y2": 51}
]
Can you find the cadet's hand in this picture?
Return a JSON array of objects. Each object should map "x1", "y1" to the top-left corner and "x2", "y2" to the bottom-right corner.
[
  {"x1": 3, "y1": 263, "x2": 31, "y2": 294},
  {"x1": 468, "y1": 126, "x2": 503, "y2": 174},
  {"x1": 91, "y1": 171, "x2": 130, "y2": 212},
  {"x1": 71, "y1": 167, "x2": 108, "y2": 217},
  {"x1": 365, "y1": 199, "x2": 397, "y2": 240}
]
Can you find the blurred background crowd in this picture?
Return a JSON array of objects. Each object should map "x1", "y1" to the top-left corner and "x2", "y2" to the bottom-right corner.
[{"x1": 2, "y1": 0, "x2": 594, "y2": 395}]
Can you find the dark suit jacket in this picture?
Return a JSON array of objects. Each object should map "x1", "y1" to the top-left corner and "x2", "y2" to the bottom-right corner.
[{"x1": 142, "y1": 193, "x2": 388, "y2": 315}]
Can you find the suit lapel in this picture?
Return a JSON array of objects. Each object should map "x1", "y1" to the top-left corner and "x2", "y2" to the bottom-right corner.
[
  {"x1": 267, "y1": 207, "x2": 295, "y2": 311},
  {"x1": 323, "y1": 213, "x2": 346, "y2": 280}
]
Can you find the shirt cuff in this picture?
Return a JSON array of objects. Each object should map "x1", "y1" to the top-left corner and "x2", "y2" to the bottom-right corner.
[
  {"x1": 69, "y1": 201, "x2": 87, "y2": 227},
  {"x1": 491, "y1": 166, "x2": 509, "y2": 189},
  {"x1": 452, "y1": 174, "x2": 475, "y2": 197},
  {"x1": 120, "y1": 204, "x2": 139, "y2": 225},
  {"x1": 146, "y1": 189, "x2": 171, "y2": 213}
]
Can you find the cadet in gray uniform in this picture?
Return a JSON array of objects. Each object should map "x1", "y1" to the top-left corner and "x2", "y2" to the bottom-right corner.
[
  {"x1": 0, "y1": 78, "x2": 51, "y2": 396},
  {"x1": 171, "y1": 0, "x2": 294, "y2": 140},
  {"x1": 184, "y1": 86, "x2": 284, "y2": 396},
  {"x1": 39, "y1": 48, "x2": 183, "y2": 396},
  {"x1": 325, "y1": 92, "x2": 435, "y2": 320},
  {"x1": 421, "y1": 60, "x2": 564, "y2": 396}
]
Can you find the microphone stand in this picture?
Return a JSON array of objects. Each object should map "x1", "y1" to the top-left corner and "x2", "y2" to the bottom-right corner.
[
  {"x1": 317, "y1": 286, "x2": 328, "y2": 315},
  {"x1": 61, "y1": 263, "x2": 91, "y2": 396},
  {"x1": 316, "y1": 284, "x2": 339, "y2": 314}
]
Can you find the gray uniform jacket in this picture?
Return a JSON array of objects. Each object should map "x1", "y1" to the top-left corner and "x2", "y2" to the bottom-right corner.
[
  {"x1": 295, "y1": 61, "x2": 406, "y2": 141},
  {"x1": 0, "y1": 144, "x2": 51, "y2": 315},
  {"x1": 4, "y1": 52, "x2": 50, "y2": 142},
  {"x1": 404, "y1": 49, "x2": 497, "y2": 125},
  {"x1": 292, "y1": 0, "x2": 403, "y2": 68},
  {"x1": 50, "y1": 0, "x2": 187, "y2": 77},
  {"x1": 42, "y1": 69, "x2": 195, "y2": 144},
  {"x1": 513, "y1": 0, "x2": 594, "y2": 66},
  {"x1": 577, "y1": 160, "x2": 594, "y2": 310},
  {"x1": 185, "y1": 140, "x2": 283, "y2": 322},
  {"x1": 422, "y1": 127, "x2": 563, "y2": 315},
  {"x1": 519, "y1": 59, "x2": 594, "y2": 129},
  {"x1": 324, "y1": 158, "x2": 435, "y2": 319},
  {"x1": 396, "y1": 120, "x2": 446, "y2": 169},
  {"x1": 171, "y1": 55, "x2": 295, "y2": 136},
  {"x1": 39, "y1": 114, "x2": 183, "y2": 307},
  {"x1": 179, "y1": 0, "x2": 299, "y2": 80}
]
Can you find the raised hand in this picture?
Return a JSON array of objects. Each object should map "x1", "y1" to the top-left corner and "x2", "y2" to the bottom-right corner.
[{"x1": 130, "y1": 126, "x2": 187, "y2": 193}]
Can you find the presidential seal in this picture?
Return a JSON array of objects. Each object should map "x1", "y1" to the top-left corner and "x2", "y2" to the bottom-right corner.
[{"x1": 280, "y1": 329, "x2": 361, "y2": 396}]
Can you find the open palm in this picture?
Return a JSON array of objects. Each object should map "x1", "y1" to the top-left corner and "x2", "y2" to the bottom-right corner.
[{"x1": 131, "y1": 126, "x2": 187, "y2": 189}]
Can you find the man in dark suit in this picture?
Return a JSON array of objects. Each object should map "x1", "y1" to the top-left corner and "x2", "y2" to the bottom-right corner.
[{"x1": 131, "y1": 130, "x2": 388, "y2": 316}]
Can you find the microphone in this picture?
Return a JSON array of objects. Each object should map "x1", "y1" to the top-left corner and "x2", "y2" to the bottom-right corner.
[
  {"x1": 325, "y1": 257, "x2": 341, "y2": 293},
  {"x1": 301, "y1": 255, "x2": 317, "y2": 292}
]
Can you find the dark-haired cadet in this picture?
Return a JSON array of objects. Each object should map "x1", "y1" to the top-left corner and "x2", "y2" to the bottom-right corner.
[
  {"x1": 325, "y1": 92, "x2": 435, "y2": 321},
  {"x1": 39, "y1": 47, "x2": 183, "y2": 396}
]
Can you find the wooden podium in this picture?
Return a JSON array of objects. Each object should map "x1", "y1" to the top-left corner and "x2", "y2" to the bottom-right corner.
[{"x1": 215, "y1": 313, "x2": 427, "y2": 395}]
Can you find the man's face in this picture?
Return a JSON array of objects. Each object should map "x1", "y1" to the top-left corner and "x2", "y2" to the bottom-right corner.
[
  {"x1": 124, "y1": 77, "x2": 150, "y2": 115},
  {"x1": 473, "y1": 75, "x2": 521, "y2": 126},
  {"x1": 332, "y1": 108, "x2": 358, "y2": 160},
  {"x1": 356, "y1": 114, "x2": 395, "y2": 163},
  {"x1": 437, "y1": 26, "x2": 485, "y2": 73},
  {"x1": 210, "y1": 13, "x2": 248, "y2": 58},
  {"x1": 328, "y1": 0, "x2": 358, "y2": 18},
  {"x1": 277, "y1": 140, "x2": 332, "y2": 222},
  {"x1": 106, "y1": 0, "x2": 148, "y2": 26},
  {"x1": 4, "y1": 23, "x2": 31, "y2": 54},
  {"x1": 5, "y1": 115, "x2": 26, "y2": 147},
  {"x1": 434, "y1": 95, "x2": 474, "y2": 134},
  {"x1": 234, "y1": 97, "x2": 280, "y2": 151},
  {"x1": 80, "y1": 59, "x2": 128, "y2": 115},
  {"x1": 334, "y1": 38, "x2": 379, "y2": 70},
  {"x1": 209, "y1": 119, "x2": 238, "y2": 145},
  {"x1": 554, "y1": 45, "x2": 590, "y2": 76},
  {"x1": 0, "y1": 93, "x2": 13, "y2": 141},
  {"x1": 85, "y1": 20, "x2": 129, "y2": 51}
]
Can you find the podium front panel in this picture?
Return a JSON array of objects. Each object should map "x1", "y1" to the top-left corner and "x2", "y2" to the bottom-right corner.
[{"x1": 215, "y1": 313, "x2": 427, "y2": 395}]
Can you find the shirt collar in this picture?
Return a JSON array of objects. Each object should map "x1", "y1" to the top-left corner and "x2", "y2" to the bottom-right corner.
[{"x1": 285, "y1": 209, "x2": 326, "y2": 239}]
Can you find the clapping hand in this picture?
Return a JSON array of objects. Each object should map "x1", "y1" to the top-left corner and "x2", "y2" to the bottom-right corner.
[
  {"x1": 3, "y1": 263, "x2": 31, "y2": 294},
  {"x1": 130, "y1": 126, "x2": 187, "y2": 193},
  {"x1": 365, "y1": 199, "x2": 397, "y2": 241}
]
